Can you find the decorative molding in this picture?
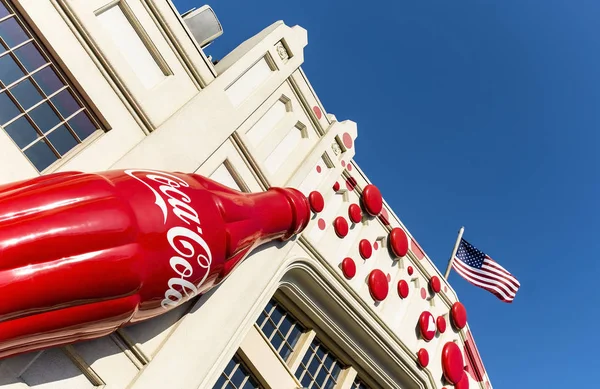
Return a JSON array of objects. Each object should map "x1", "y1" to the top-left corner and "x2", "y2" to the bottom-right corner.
[{"x1": 275, "y1": 39, "x2": 290, "y2": 62}]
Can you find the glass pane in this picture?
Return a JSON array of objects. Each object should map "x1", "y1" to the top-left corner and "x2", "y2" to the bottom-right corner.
[
  {"x1": 331, "y1": 364, "x2": 342, "y2": 379},
  {"x1": 51, "y1": 89, "x2": 80, "y2": 118},
  {"x1": 32, "y1": 65, "x2": 63, "y2": 95},
  {"x1": 315, "y1": 346, "x2": 325, "y2": 362},
  {"x1": 243, "y1": 376, "x2": 260, "y2": 389},
  {"x1": 280, "y1": 345, "x2": 292, "y2": 361},
  {"x1": 256, "y1": 311, "x2": 267, "y2": 327},
  {"x1": 288, "y1": 326, "x2": 302, "y2": 348},
  {"x1": 0, "y1": 53, "x2": 24, "y2": 85},
  {"x1": 14, "y1": 42, "x2": 46, "y2": 72},
  {"x1": 4, "y1": 116, "x2": 38, "y2": 148},
  {"x1": 316, "y1": 368, "x2": 328, "y2": 386},
  {"x1": 270, "y1": 332, "x2": 283, "y2": 351},
  {"x1": 261, "y1": 320, "x2": 275, "y2": 338},
  {"x1": 231, "y1": 366, "x2": 246, "y2": 386},
  {"x1": 225, "y1": 358, "x2": 236, "y2": 374},
  {"x1": 10, "y1": 78, "x2": 43, "y2": 109},
  {"x1": 0, "y1": 3, "x2": 9, "y2": 19},
  {"x1": 24, "y1": 139, "x2": 57, "y2": 171},
  {"x1": 213, "y1": 375, "x2": 227, "y2": 389},
  {"x1": 324, "y1": 377, "x2": 336, "y2": 389},
  {"x1": 47, "y1": 125, "x2": 77, "y2": 155},
  {"x1": 67, "y1": 111, "x2": 96, "y2": 140},
  {"x1": 0, "y1": 17, "x2": 28, "y2": 49},
  {"x1": 29, "y1": 102, "x2": 60, "y2": 132},
  {"x1": 279, "y1": 317, "x2": 292, "y2": 337},
  {"x1": 308, "y1": 355, "x2": 320, "y2": 376},
  {"x1": 301, "y1": 373, "x2": 312, "y2": 388},
  {"x1": 270, "y1": 306, "x2": 284, "y2": 326},
  {"x1": 323, "y1": 355, "x2": 334, "y2": 371},
  {"x1": 0, "y1": 91, "x2": 20, "y2": 124}
]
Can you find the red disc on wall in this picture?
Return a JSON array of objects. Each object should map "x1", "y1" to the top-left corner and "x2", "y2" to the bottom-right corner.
[
  {"x1": 389, "y1": 227, "x2": 409, "y2": 257},
  {"x1": 361, "y1": 185, "x2": 383, "y2": 216},
  {"x1": 332, "y1": 182, "x2": 340, "y2": 192},
  {"x1": 442, "y1": 342, "x2": 465, "y2": 385},
  {"x1": 455, "y1": 371, "x2": 470, "y2": 389},
  {"x1": 359, "y1": 239, "x2": 373, "y2": 259},
  {"x1": 451, "y1": 302, "x2": 468, "y2": 329},
  {"x1": 313, "y1": 106, "x2": 322, "y2": 119},
  {"x1": 417, "y1": 348, "x2": 429, "y2": 368},
  {"x1": 341, "y1": 257, "x2": 356, "y2": 279},
  {"x1": 308, "y1": 191, "x2": 324, "y2": 213},
  {"x1": 407, "y1": 266, "x2": 414, "y2": 276},
  {"x1": 368, "y1": 269, "x2": 389, "y2": 301},
  {"x1": 342, "y1": 132, "x2": 353, "y2": 149},
  {"x1": 429, "y1": 275, "x2": 441, "y2": 294},
  {"x1": 437, "y1": 316, "x2": 447, "y2": 333},
  {"x1": 348, "y1": 203, "x2": 362, "y2": 223},
  {"x1": 419, "y1": 311, "x2": 437, "y2": 341},
  {"x1": 333, "y1": 217, "x2": 349, "y2": 238},
  {"x1": 397, "y1": 280, "x2": 409, "y2": 298}
]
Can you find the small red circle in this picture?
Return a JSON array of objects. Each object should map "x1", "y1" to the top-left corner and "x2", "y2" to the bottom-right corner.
[
  {"x1": 342, "y1": 132, "x2": 353, "y2": 149},
  {"x1": 317, "y1": 218, "x2": 326, "y2": 230},
  {"x1": 332, "y1": 182, "x2": 340, "y2": 192},
  {"x1": 341, "y1": 160, "x2": 346, "y2": 167},
  {"x1": 455, "y1": 369, "x2": 470, "y2": 389},
  {"x1": 308, "y1": 191, "x2": 324, "y2": 213},
  {"x1": 361, "y1": 185, "x2": 383, "y2": 216},
  {"x1": 373, "y1": 241, "x2": 379, "y2": 250},
  {"x1": 368, "y1": 269, "x2": 389, "y2": 301},
  {"x1": 451, "y1": 302, "x2": 468, "y2": 329},
  {"x1": 347, "y1": 163, "x2": 353, "y2": 171},
  {"x1": 417, "y1": 348, "x2": 429, "y2": 368},
  {"x1": 397, "y1": 280, "x2": 409, "y2": 298},
  {"x1": 419, "y1": 311, "x2": 436, "y2": 341},
  {"x1": 379, "y1": 208, "x2": 390, "y2": 225},
  {"x1": 444, "y1": 286, "x2": 448, "y2": 293},
  {"x1": 333, "y1": 217, "x2": 349, "y2": 238},
  {"x1": 437, "y1": 316, "x2": 447, "y2": 333},
  {"x1": 407, "y1": 266, "x2": 414, "y2": 276},
  {"x1": 359, "y1": 239, "x2": 373, "y2": 259},
  {"x1": 313, "y1": 106, "x2": 322, "y2": 119},
  {"x1": 389, "y1": 228, "x2": 409, "y2": 257},
  {"x1": 346, "y1": 177, "x2": 357, "y2": 191},
  {"x1": 341, "y1": 257, "x2": 356, "y2": 279},
  {"x1": 316, "y1": 165, "x2": 322, "y2": 173},
  {"x1": 420, "y1": 288, "x2": 427, "y2": 299},
  {"x1": 348, "y1": 203, "x2": 362, "y2": 223},
  {"x1": 442, "y1": 342, "x2": 464, "y2": 384},
  {"x1": 429, "y1": 276, "x2": 441, "y2": 293}
]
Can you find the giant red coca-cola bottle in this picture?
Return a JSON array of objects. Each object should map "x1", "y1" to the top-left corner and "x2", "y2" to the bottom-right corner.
[{"x1": 0, "y1": 169, "x2": 310, "y2": 359}]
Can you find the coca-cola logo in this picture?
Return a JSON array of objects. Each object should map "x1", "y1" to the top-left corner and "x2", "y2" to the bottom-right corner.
[{"x1": 125, "y1": 169, "x2": 213, "y2": 309}]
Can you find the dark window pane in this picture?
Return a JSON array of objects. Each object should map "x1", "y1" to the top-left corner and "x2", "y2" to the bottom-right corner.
[
  {"x1": 315, "y1": 346, "x2": 325, "y2": 362},
  {"x1": 225, "y1": 358, "x2": 236, "y2": 374},
  {"x1": 270, "y1": 332, "x2": 283, "y2": 351},
  {"x1": 256, "y1": 311, "x2": 267, "y2": 327},
  {"x1": 0, "y1": 3, "x2": 9, "y2": 19},
  {"x1": 279, "y1": 317, "x2": 292, "y2": 337},
  {"x1": 29, "y1": 102, "x2": 60, "y2": 132},
  {"x1": 316, "y1": 368, "x2": 328, "y2": 386},
  {"x1": 324, "y1": 377, "x2": 336, "y2": 389},
  {"x1": 10, "y1": 78, "x2": 42, "y2": 109},
  {"x1": 288, "y1": 326, "x2": 302, "y2": 348},
  {"x1": 270, "y1": 306, "x2": 284, "y2": 326},
  {"x1": 323, "y1": 355, "x2": 334, "y2": 371},
  {"x1": 4, "y1": 116, "x2": 38, "y2": 148},
  {"x1": 331, "y1": 364, "x2": 341, "y2": 379},
  {"x1": 308, "y1": 355, "x2": 320, "y2": 375},
  {"x1": 47, "y1": 125, "x2": 77, "y2": 155},
  {"x1": 24, "y1": 139, "x2": 57, "y2": 171},
  {"x1": 301, "y1": 374, "x2": 312, "y2": 388},
  {"x1": 213, "y1": 375, "x2": 227, "y2": 389},
  {"x1": 280, "y1": 345, "x2": 292, "y2": 361},
  {"x1": 231, "y1": 366, "x2": 246, "y2": 386},
  {"x1": 0, "y1": 17, "x2": 28, "y2": 49},
  {"x1": 67, "y1": 111, "x2": 96, "y2": 140},
  {"x1": 0, "y1": 91, "x2": 19, "y2": 124},
  {"x1": 0, "y1": 53, "x2": 24, "y2": 85},
  {"x1": 14, "y1": 42, "x2": 46, "y2": 72},
  {"x1": 32, "y1": 65, "x2": 63, "y2": 95},
  {"x1": 243, "y1": 377, "x2": 260, "y2": 389},
  {"x1": 261, "y1": 320, "x2": 275, "y2": 338},
  {"x1": 51, "y1": 89, "x2": 80, "y2": 118}
]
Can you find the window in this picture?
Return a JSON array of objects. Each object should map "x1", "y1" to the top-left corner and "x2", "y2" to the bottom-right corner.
[
  {"x1": 351, "y1": 377, "x2": 371, "y2": 389},
  {"x1": 212, "y1": 354, "x2": 263, "y2": 389},
  {"x1": 0, "y1": 0, "x2": 101, "y2": 171},
  {"x1": 256, "y1": 299, "x2": 306, "y2": 361},
  {"x1": 295, "y1": 338, "x2": 345, "y2": 389}
]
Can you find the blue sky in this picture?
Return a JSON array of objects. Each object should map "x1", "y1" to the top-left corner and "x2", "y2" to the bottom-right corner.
[{"x1": 174, "y1": 1, "x2": 599, "y2": 387}]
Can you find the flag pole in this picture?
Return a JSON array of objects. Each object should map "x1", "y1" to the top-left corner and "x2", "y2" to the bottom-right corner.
[{"x1": 444, "y1": 226, "x2": 465, "y2": 280}]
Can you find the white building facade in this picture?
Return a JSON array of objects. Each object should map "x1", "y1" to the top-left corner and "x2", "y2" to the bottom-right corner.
[{"x1": 0, "y1": 1, "x2": 492, "y2": 388}]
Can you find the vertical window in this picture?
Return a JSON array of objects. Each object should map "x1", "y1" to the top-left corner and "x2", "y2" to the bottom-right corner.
[
  {"x1": 294, "y1": 338, "x2": 345, "y2": 389},
  {"x1": 0, "y1": 0, "x2": 101, "y2": 171},
  {"x1": 212, "y1": 354, "x2": 263, "y2": 389},
  {"x1": 256, "y1": 299, "x2": 306, "y2": 361}
]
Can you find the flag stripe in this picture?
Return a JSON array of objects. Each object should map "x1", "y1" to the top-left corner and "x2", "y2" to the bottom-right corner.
[
  {"x1": 483, "y1": 259, "x2": 521, "y2": 286},
  {"x1": 452, "y1": 263, "x2": 514, "y2": 302},
  {"x1": 453, "y1": 259, "x2": 518, "y2": 295},
  {"x1": 453, "y1": 260, "x2": 516, "y2": 300},
  {"x1": 481, "y1": 262, "x2": 520, "y2": 288}
]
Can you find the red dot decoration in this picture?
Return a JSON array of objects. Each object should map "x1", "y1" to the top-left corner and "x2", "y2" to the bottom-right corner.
[
  {"x1": 313, "y1": 106, "x2": 322, "y2": 119},
  {"x1": 341, "y1": 160, "x2": 346, "y2": 167},
  {"x1": 347, "y1": 163, "x2": 353, "y2": 171},
  {"x1": 368, "y1": 269, "x2": 389, "y2": 301},
  {"x1": 308, "y1": 191, "x2": 324, "y2": 213},
  {"x1": 451, "y1": 302, "x2": 468, "y2": 330},
  {"x1": 348, "y1": 203, "x2": 362, "y2": 223},
  {"x1": 420, "y1": 287, "x2": 427, "y2": 299},
  {"x1": 316, "y1": 165, "x2": 322, "y2": 173},
  {"x1": 379, "y1": 208, "x2": 390, "y2": 225},
  {"x1": 442, "y1": 342, "x2": 465, "y2": 385},
  {"x1": 397, "y1": 280, "x2": 409, "y2": 298},
  {"x1": 345, "y1": 177, "x2": 357, "y2": 191},
  {"x1": 419, "y1": 311, "x2": 437, "y2": 341},
  {"x1": 429, "y1": 275, "x2": 441, "y2": 294},
  {"x1": 359, "y1": 239, "x2": 373, "y2": 259},
  {"x1": 389, "y1": 227, "x2": 409, "y2": 258},
  {"x1": 407, "y1": 266, "x2": 414, "y2": 276},
  {"x1": 444, "y1": 286, "x2": 448, "y2": 293},
  {"x1": 361, "y1": 184, "x2": 383, "y2": 216},
  {"x1": 341, "y1": 257, "x2": 356, "y2": 279},
  {"x1": 317, "y1": 218, "x2": 326, "y2": 230},
  {"x1": 455, "y1": 371, "x2": 470, "y2": 389},
  {"x1": 417, "y1": 348, "x2": 429, "y2": 368},
  {"x1": 437, "y1": 316, "x2": 447, "y2": 333},
  {"x1": 333, "y1": 217, "x2": 349, "y2": 238},
  {"x1": 342, "y1": 132, "x2": 353, "y2": 149},
  {"x1": 373, "y1": 241, "x2": 379, "y2": 250},
  {"x1": 332, "y1": 182, "x2": 340, "y2": 192}
]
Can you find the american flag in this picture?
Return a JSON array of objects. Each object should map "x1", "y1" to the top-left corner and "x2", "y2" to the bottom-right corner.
[{"x1": 452, "y1": 239, "x2": 520, "y2": 303}]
